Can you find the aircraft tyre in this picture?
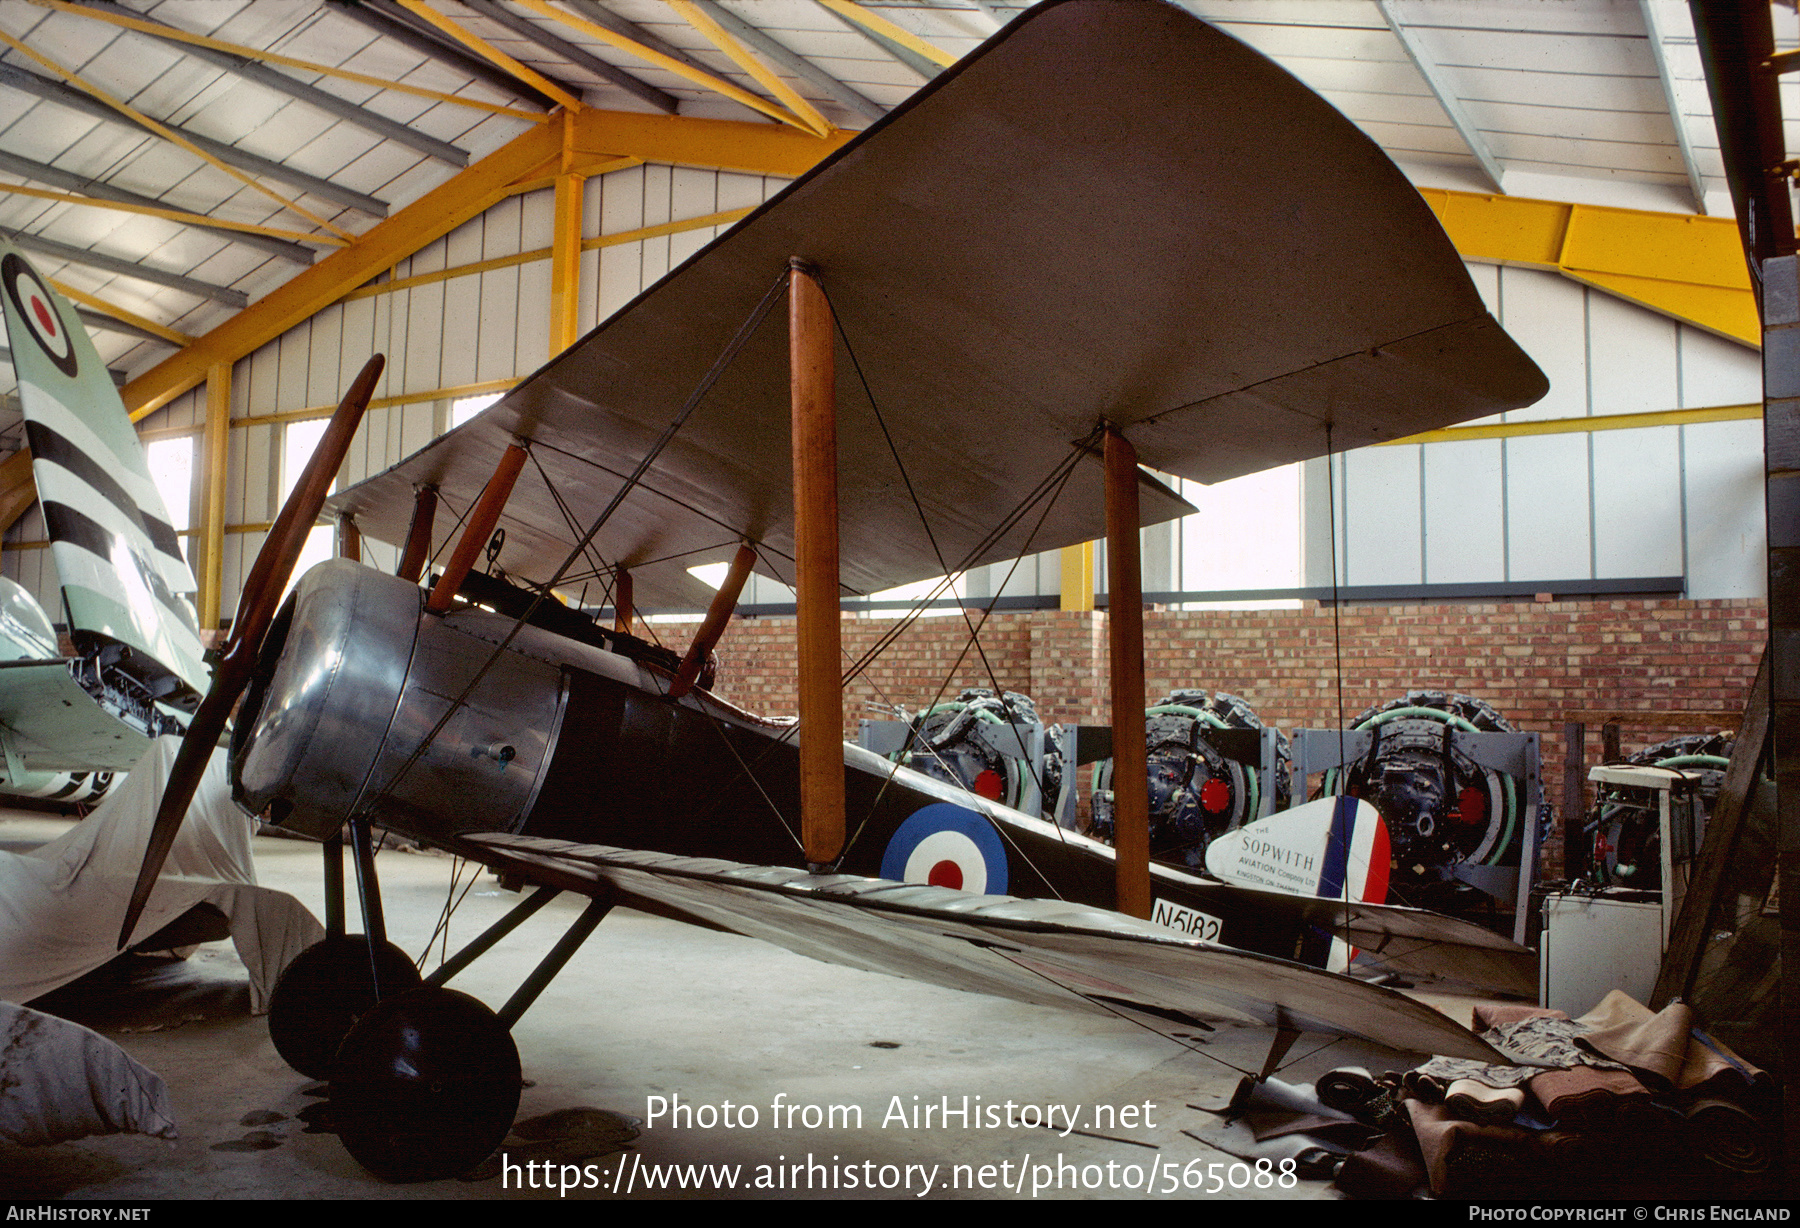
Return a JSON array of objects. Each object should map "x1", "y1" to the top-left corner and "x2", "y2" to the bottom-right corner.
[
  {"x1": 267, "y1": 935, "x2": 423, "y2": 1079},
  {"x1": 330, "y1": 986, "x2": 521, "y2": 1182}
]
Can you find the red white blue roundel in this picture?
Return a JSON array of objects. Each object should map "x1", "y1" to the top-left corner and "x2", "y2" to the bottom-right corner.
[
  {"x1": 881, "y1": 803, "x2": 1008, "y2": 895},
  {"x1": 2, "y1": 254, "x2": 77, "y2": 378}
]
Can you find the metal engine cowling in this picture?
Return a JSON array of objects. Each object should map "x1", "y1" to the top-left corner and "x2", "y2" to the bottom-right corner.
[{"x1": 231, "y1": 560, "x2": 573, "y2": 841}]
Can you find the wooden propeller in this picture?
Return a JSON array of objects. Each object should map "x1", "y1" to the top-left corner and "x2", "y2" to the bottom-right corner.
[{"x1": 117, "y1": 355, "x2": 385, "y2": 949}]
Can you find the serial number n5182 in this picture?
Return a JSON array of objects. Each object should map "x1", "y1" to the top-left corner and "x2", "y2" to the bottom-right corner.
[{"x1": 1153, "y1": 898, "x2": 1223, "y2": 943}]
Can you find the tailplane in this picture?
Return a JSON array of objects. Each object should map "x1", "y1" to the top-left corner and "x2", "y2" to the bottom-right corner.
[{"x1": 0, "y1": 239, "x2": 207, "y2": 717}]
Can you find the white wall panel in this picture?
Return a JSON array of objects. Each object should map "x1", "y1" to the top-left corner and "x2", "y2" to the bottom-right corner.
[
  {"x1": 440, "y1": 272, "x2": 480, "y2": 391},
  {"x1": 1505, "y1": 434, "x2": 1591, "y2": 580},
  {"x1": 1422, "y1": 437, "x2": 1505, "y2": 582},
  {"x1": 306, "y1": 303, "x2": 344, "y2": 407},
  {"x1": 241, "y1": 423, "x2": 273, "y2": 526},
  {"x1": 597, "y1": 165, "x2": 647, "y2": 322},
  {"x1": 339, "y1": 295, "x2": 377, "y2": 392},
  {"x1": 1680, "y1": 325, "x2": 1763, "y2": 407},
  {"x1": 516, "y1": 255, "x2": 551, "y2": 369},
  {"x1": 1588, "y1": 293, "x2": 1678, "y2": 416},
  {"x1": 404, "y1": 280, "x2": 446, "y2": 394},
  {"x1": 1496, "y1": 266, "x2": 1587, "y2": 422},
  {"x1": 1684, "y1": 419, "x2": 1765, "y2": 599},
  {"x1": 1592, "y1": 425, "x2": 1682, "y2": 577},
  {"x1": 1342, "y1": 446, "x2": 1422, "y2": 585},
  {"x1": 277, "y1": 326, "x2": 310, "y2": 412}
]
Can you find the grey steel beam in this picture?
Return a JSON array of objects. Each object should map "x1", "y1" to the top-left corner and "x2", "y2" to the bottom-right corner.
[
  {"x1": 460, "y1": 0, "x2": 677, "y2": 114},
  {"x1": 0, "y1": 149, "x2": 318, "y2": 264},
  {"x1": 694, "y1": 0, "x2": 885, "y2": 124},
  {"x1": 1378, "y1": 0, "x2": 1504, "y2": 193},
  {"x1": 69, "y1": 0, "x2": 472, "y2": 168},
  {"x1": 1639, "y1": 0, "x2": 1709, "y2": 214},
  {"x1": 73, "y1": 307, "x2": 170, "y2": 346},
  {"x1": 0, "y1": 61, "x2": 390, "y2": 218},
  {"x1": 563, "y1": 0, "x2": 719, "y2": 79},
  {"x1": 329, "y1": 0, "x2": 562, "y2": 111},
  {"x1": 817, "y1": 1, "x2": 938, "y2": 81},
  {"x1": 4, "y1": 229, "x2": 247, "y2": 308}
]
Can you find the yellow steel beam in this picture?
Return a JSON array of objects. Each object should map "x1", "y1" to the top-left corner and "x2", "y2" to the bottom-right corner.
[
  {"x1": 236, "y1": 378, "x2": 521, "y2": 429},
  {"x1": 550, "y1": 170, "x2": 586, "y2": 357},
  {"x1": 0, "y1": 182, "x2": 345, "y2": 246},
  {"x1": 1384, "y1": 402, "x2": 1760, "y2": 446},
  {"x1": 117, "y1": 108, "x2": 833, "y2": 421},
  {"x1": 668, "y1": 0, "x2": 834, "y2": 138},
  {"x1": 342, "y1": 206, "x2": 755, "y2": 302},
  {"x1": 515, "y1": 0, "x2": 812, "y2": 131},
  {"x1": 1421, "y1": 189, "x2": 1756, "y2": 347},
  {"x1": 568, "y1": 107, "x2": 851, "y2": 176},
  {"x1": 817, "y1": 0, "x2": 959, "y2": 68},
  {"x1": 1060, "y1": 541, "x2": 1094, "y2": 612},
  {"x1": 199, "y1": 364, "x2": 230, "y2": 630},
  {"x1": 28, "y1": 0, "x2": 548, "y2": 122},
  {"x1": 121, "y1": 121, "x2": 562, "y2": 419},
  {"x1": 393, "y1": 0, "x2": 586, "y2": 113},
  {"x1": 49, "y1": 279, "x2": 194, "y2": 346},
  {"x1": 0, "y1": 28, "x2": 353, "y2": 240}
]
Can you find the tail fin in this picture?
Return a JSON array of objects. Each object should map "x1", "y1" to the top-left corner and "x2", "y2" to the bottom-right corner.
[{"x1": 0, "y1": 239, "x2": 207, "y2": 706}]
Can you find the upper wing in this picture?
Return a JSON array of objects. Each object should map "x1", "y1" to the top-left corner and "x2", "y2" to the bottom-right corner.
[
  {"x1": 463, "y1": 832, "x2": 1505, "y2": 1064},
  {"x1": 0, "y1": 240, "x2": 207, "y2": 699},
  {"x1": 328, "y1": 0, "x2": 1546, "y2": 608}
]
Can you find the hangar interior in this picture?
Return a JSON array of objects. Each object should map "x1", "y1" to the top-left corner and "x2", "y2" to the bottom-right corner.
[{"x1": 0, "y1": 0, "x2": 1790, "y2": 1201}]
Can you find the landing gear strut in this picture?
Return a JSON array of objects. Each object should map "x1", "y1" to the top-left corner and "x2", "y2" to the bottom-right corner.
[{"x1": 266, "y1": 820, "x2": 611, "y2": 1182}]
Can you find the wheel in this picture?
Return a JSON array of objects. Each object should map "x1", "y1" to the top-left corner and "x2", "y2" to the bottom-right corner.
[
  {"x1": 330, "y1": 987, "x2": 521, "y2": 1182},
  {"x1": 267, "y1": 935, "x2": 423, "y2": 1078}
]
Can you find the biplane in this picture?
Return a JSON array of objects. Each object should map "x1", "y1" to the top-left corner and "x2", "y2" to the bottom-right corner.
[
  {"x1": 0, "y1": 237, "x2": 208, "y2": 805},
  {"x1": 119, "y1": 0, "x2": 1548, "y2": 1182}
]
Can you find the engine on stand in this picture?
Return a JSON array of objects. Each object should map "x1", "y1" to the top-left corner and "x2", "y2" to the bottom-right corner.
[
  {"x1": 881, "y1": 688, "x2": 1065, "y2": 817},
  {"x1": 1583, "y1": 733, "x2": 1733, "y2": 889},
  {"x1": 1320, "y1": 690, "x2": 1528, "y2": 913},
  {"x1": 1089, "y1": 690, "x2": 1290, "y2": 869}
]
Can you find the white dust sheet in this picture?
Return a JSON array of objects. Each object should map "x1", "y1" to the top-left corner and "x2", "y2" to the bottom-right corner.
[{"x1": 0, "y1": 737, "x2": 323, "y2": 1144}]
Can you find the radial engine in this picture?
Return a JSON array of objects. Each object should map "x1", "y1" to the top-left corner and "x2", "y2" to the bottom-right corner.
[{"x1": 1089, "y1": 690, "x2": 1289, "y2": 869}]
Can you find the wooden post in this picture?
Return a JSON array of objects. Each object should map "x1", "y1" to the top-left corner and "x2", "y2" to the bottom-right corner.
[
  {"x1": 336, "y1": 513, "x2": 361, "y2": 564},
  {"x1": 397, "y1": 485, "x2": 438, "y2": 583},
  {"x1": 790, "y1": 258, "x2": 843, "y2": 869},
  {"x1": 1561, "y1": 721, "x2": 1586, "y2": 880},
  {"x1": 669, "y1": 544, "x2": 756, "y2": 699},
  {"x1": 1104, "y1": 425, "x2": 1151, "y2": 918},
  {"x1": 427, "y1": 445, "x2": 526, "y2": 613},
  {"x1": 614, "y1": 567, "x2": 633, "y2": 635}
]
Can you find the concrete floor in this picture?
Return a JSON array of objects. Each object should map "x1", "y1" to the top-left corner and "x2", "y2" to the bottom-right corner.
[{"x1": 0, "y1": 811, "x2": 1446, "y2": 1200}]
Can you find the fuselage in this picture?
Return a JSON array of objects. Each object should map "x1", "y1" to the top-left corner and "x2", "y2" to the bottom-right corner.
[{"x1": 232, "y1": 560, "x2": 1324, "y2": 958}]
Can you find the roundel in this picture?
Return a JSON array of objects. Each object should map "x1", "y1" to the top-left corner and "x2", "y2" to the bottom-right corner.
[
  {"x1": 2, "y1": 254, "x2": 77, "y2": 378},
  {"x1": 880, "y1": 802, "x2": 1008, "y2": 895}
]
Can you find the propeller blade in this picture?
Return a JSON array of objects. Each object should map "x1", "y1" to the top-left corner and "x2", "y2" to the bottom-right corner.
[{"x1": 117, "y1": 355, "x2": 385, "y2": 949}]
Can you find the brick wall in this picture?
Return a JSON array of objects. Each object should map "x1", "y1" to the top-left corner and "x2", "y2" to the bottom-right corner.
[{"x1": 712, "y1": 597, "x2": 1765, "y2": 868}]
